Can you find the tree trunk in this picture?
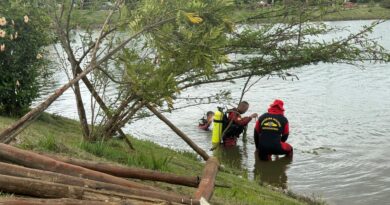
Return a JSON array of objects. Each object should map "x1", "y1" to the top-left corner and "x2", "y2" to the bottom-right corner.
[
  {"x1": 100, "y1": 96, "x2": 137, "y2": 139},
  {"x1": 0, "y1": 162, "x2": 198, "y2": 205},
  {"x1": 103, "y1": 102, "x2": 145, "y2": 140},
  {"x1": 44, "y1": 154, "x2": 201, "y2": 187},
  {"x1": 0, "y1": 143, "x2": 157, "y2": 191},
  {"x1": 75, "y1": 65, "x2": 133, "y2": 149},
  {"x1": 146, "y1": 104, "x2": 210, "y2": 161},
  {"x1": 194, "y1": 157, "x2": 219, "y2": 201},
  {"x1": 73, "y1": 80, "x2": 92, "y2": 141},
  {"x1": 0, "y1": 174, "x2": 173, "y2": 205}
]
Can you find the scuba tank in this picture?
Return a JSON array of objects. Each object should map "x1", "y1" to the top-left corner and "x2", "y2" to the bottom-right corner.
[{"x1": 212, "y1": 107, "x2": 224, "y2": 144}]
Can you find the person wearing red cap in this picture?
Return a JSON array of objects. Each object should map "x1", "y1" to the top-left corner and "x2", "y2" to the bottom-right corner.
[{"x1": 254, "y1": 99, "x2": 292, "y2": 161}]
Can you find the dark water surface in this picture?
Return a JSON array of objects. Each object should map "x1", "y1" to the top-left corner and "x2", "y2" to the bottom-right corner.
[{"x1": 34, "y1": 21, "x2": 390, "y2": 205}]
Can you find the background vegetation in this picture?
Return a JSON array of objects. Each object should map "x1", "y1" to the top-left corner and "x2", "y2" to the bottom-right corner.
[{"x1": 0, "y1": 1, "x2": 51, "y2": 116}]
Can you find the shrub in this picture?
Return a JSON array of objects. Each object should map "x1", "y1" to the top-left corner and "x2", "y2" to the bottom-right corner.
[
  {"x1": 0, "y1": 2, "x2": 51, "y2": 116},
  {"x1": 381, "y1": 0, "x2": 390, "y2": 8}
]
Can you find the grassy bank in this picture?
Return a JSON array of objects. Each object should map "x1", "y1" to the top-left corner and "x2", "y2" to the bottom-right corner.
[
  {"x1": 233, "y1": 4, "x2": 390, "y2": 23},
  {"x1": 319, "y1": 5, "x2": 390, "y2": 21},
  {"x1": 0, "y1": 113, "x2": 324, "y2": 205}
]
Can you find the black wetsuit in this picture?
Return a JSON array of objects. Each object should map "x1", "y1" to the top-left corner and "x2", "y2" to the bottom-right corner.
[{"x1": 254, "y1": 112, "x2": 292, "y2": 160}]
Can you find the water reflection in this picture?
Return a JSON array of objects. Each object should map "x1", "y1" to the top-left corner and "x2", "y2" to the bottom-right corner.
[
  {"x1": 254, "y1": 151, "x2": 292, "y2": 189},
  {"x1": 213, "y1": 144, "x2": 243, "y2": 170}
]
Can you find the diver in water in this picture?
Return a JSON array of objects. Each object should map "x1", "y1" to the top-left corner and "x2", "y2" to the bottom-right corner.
[
  {"x1": 198, "y1": 111, "x2": 214, "y2": 131},
  {"x1": 223, "y1": 101, "x2": 258, "y2": 146},
  {"x1": 254, "y1": 99, "x2": 293, "y2": 161}
]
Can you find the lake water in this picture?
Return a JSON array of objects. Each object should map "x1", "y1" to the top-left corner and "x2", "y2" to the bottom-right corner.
[{"x1": 34, "y1": 20, "x2": 390, "y2": 205}]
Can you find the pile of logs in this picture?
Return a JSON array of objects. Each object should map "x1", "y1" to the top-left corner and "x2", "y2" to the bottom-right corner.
[{"x1": 0, "y1": 143, "x2": 220, "y2": 205}]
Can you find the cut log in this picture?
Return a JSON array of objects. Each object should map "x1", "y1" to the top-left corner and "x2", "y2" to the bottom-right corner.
[
  {"x1": 194, "y1": 157, "x2": 220, "y2": 201},
  {"x1": 45, "y1": 154, "x2": 201, "y2": 187},
  {"x1": 0, "y1": 162, "x2": 199, "y2": 205},
  {"x1": 0, "y1": 174, "x2": 173, "y2": 205},
  {"x1": 0, "y1": 198, "x2": 120, "y2": 205},
  {"x1": 0, "y1": 143, "x2": 156, "y2": 191}
]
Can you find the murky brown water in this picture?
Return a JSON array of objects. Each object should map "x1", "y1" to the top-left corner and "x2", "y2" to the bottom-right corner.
[{"x1": 34, "y1": 20, "x2": 390, "y2": 205}]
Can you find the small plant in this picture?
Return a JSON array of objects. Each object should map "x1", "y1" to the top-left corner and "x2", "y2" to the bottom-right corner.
[
  {"x1": 37, "y1": 134, "x2": 58, "y2": 152},
  {"x1": 18, "y1": 137, "x2": 35, "y2": 150},
  {"x1": 0, "y1": 191, "x2": 14, "y2": 198},
  {"x1": 19, "y1": 134, "x2": 60, "y2": 152},
  {"x1": 80, "y1": 141, "x2": 108, "y2": 157},
  {"x1": 80, "y1": 140, "x2": 173, "y2": 171},
  {"x1": 126, "y1": 153, "x2": 172, "y2": 171},
  {"x1": 150, "y1": 153, "x2": 172, "y2": 171}
]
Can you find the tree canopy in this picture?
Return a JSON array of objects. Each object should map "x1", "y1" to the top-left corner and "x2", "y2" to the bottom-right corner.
[{"x1": 0, "y1": 0, "x2": 389, "y2": 142}]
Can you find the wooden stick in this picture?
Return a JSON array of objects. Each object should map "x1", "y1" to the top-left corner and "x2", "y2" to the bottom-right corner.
[
  {"x1": 194, "y1": 157, "x2": 220, "y2": 201},
  {"x1": 44, "y1": 154, "x2": 201, "y2": 187},
  {"x1": 0, "y1": 162, "x2": 198, "y2": 205},
  {"x1": 146, "y1": 104, "x2": 210, "y2": 161},
  {"x1": 0, "y1": 174, "x2": 172, "y2": 205},
  {"x1": 0, "y1": 198, "x2": 120, "y2": 205},
  {"x1": 0, "y1": 143, "x2": 156, "y2": 191}
]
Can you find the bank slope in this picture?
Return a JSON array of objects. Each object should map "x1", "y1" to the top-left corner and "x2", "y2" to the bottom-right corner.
[{"x1": 0, "y1": 113, "x2": 318, "y2": 205}]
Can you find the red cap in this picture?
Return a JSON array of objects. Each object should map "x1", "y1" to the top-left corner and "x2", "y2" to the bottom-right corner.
[{"x1": 269, "y1": 99, "x2": 285, "y2": 111}]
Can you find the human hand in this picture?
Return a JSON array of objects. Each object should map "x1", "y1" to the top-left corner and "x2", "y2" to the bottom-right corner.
[{"x1": 251, "y1": 113, "x2": 258, "y2": 118}]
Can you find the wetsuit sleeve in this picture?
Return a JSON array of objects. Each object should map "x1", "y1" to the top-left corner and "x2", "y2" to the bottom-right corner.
[
  {"x1": 281, "y1": 122, "x2": 289, "y2": 142},
  {"x1": 198, "y1": 123, "x2": 209, "y2": 131},
  {"x1": 230, "y1": 112, "x2": 252, "y2": 126}
]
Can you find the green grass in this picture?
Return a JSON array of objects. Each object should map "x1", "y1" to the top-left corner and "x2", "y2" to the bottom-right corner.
[
  {"x1": 0, "y1": 113, "x2": 321, "y2": 204},
  {"x1": 79, "y1": 140, "x2": 172, "y2": 171},
  {"x1": 321, "y1": 5, "x2": 390, "y2": 21},
  {"x1": 232, "y1": 4, "x2": 390, "y2": 23}
]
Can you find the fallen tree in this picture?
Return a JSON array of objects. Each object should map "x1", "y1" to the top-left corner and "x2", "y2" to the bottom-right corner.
[
  {"x1": 44, "y1": 154, "x2": 201, "y2": 187},
  {"x1": 146, "y1": 104, "x2": 210, "y2": 161},
  {"x1": 0, "y1": 174, "x2": 179, "y2": 205},
  {"x1": 0, "y1": 162, "x2": 198, "y2": 205},
  {"x1": 0, "y1": 198, "x2": 122, "y2": 205},
  {"x1": 0, "y1": 143, "x2": 157, "y2": 191}
]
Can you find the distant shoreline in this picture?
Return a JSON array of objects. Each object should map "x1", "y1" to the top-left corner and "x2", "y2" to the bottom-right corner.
[
  {"x1": 233, "y1": 4, "x2": 390, "y2": 23},
  {"x1": 71, "y1": 4, "x2": 390, "y2": 29}
]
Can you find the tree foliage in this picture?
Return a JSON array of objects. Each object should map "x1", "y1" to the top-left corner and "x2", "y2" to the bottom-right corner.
[
  {"x1": 116, "y1": 0, "x2": 389, "y2": 113},
  {"x1": 120, "y1": 0, "x2": 234, "y2": 108},
  {"x1": 0, "y1": 1, "x2": 51, "y2": 116}
]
